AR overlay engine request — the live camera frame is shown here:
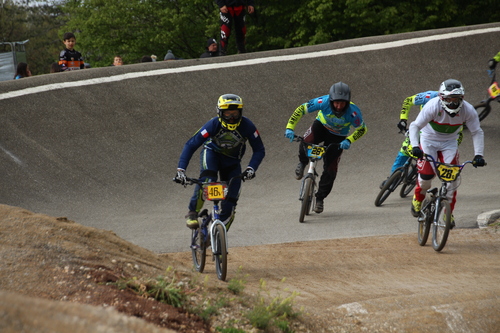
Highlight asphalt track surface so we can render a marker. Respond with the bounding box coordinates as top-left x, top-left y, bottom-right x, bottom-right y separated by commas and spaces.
1, 23, 499, 254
